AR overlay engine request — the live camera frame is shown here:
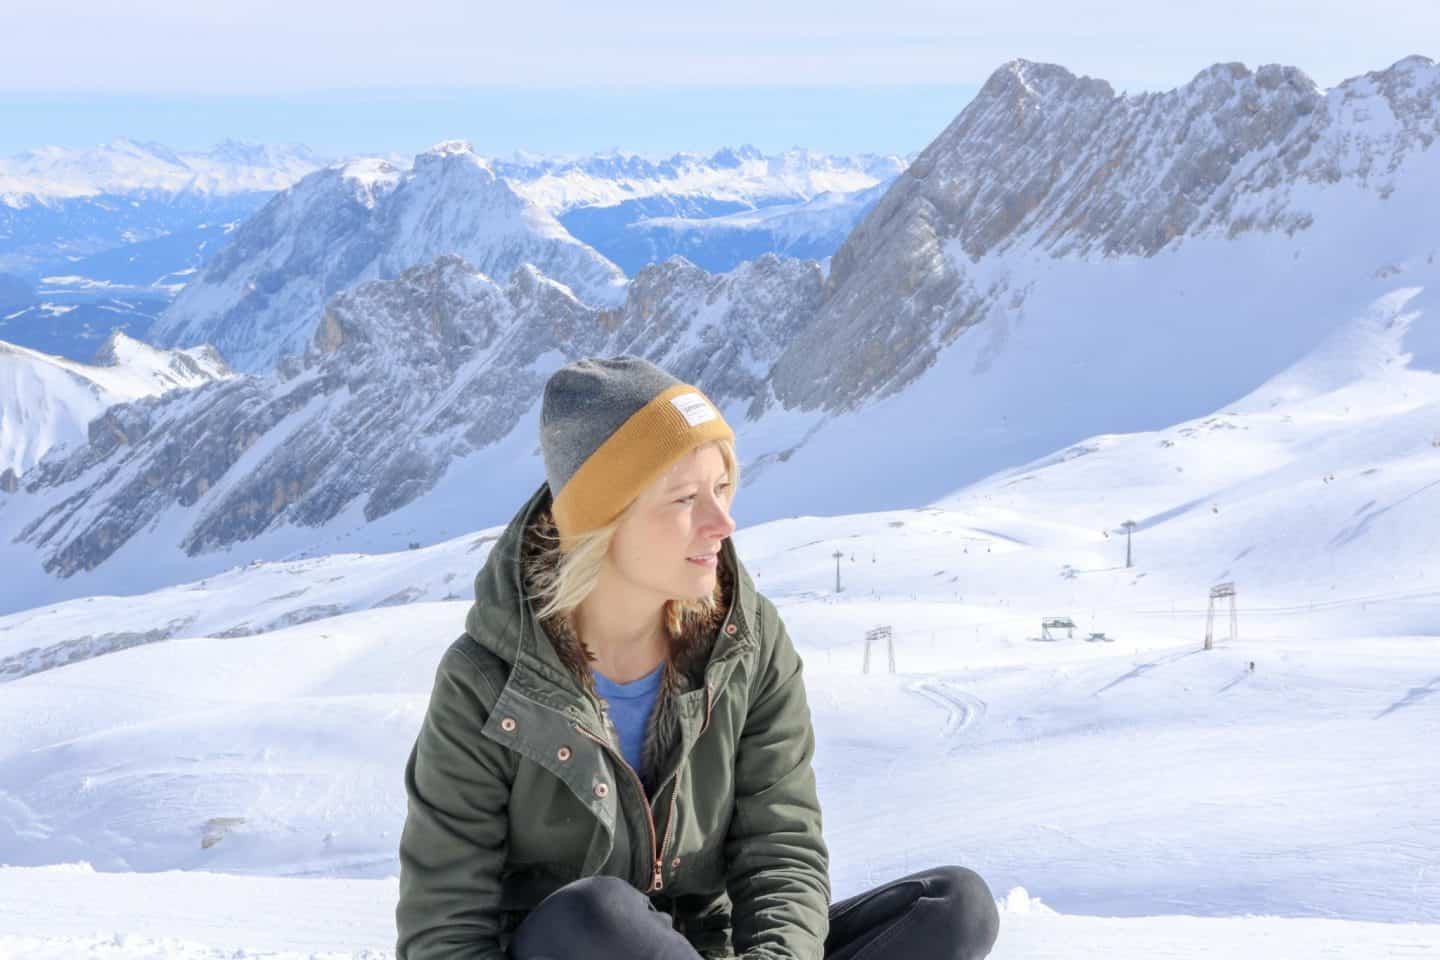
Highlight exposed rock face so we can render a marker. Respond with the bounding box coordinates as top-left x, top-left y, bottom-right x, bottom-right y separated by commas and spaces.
604, 254, 825, 418
0, 617, 196, 681
9, 251, 821, 576
770, 56, 1440, 411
